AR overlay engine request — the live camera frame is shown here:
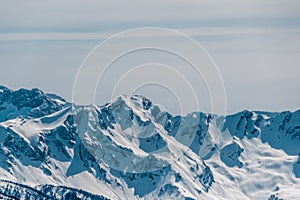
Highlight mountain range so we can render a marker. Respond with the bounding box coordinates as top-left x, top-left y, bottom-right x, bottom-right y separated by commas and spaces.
0, 86, 299, 199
